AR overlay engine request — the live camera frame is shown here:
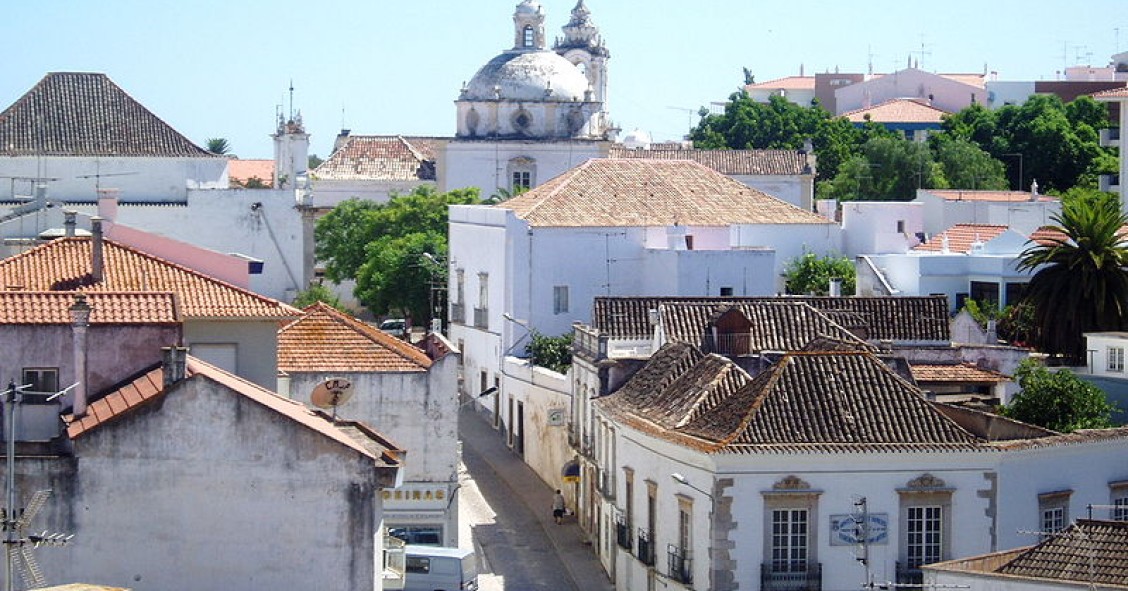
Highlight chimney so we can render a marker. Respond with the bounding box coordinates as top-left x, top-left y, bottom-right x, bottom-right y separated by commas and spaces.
829, 277, 843, 297
64, 210, 76, 237
70, 294, 92, 417
96, 189, 119, 221
162, 346, 189, 387
91, 216, 104, 283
